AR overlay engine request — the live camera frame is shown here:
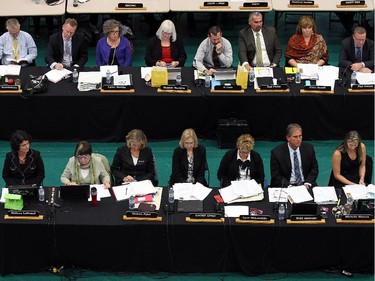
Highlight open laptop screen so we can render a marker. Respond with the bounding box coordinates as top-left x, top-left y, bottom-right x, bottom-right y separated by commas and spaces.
59, 185, 90, 200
